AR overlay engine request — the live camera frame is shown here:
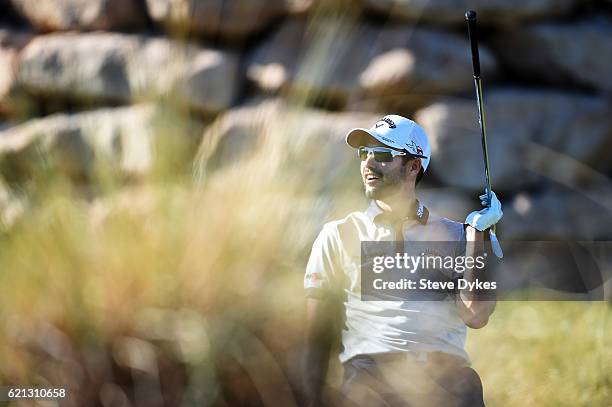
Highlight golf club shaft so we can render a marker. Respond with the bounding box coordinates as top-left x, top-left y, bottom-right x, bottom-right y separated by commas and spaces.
465, 10, 496, 235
